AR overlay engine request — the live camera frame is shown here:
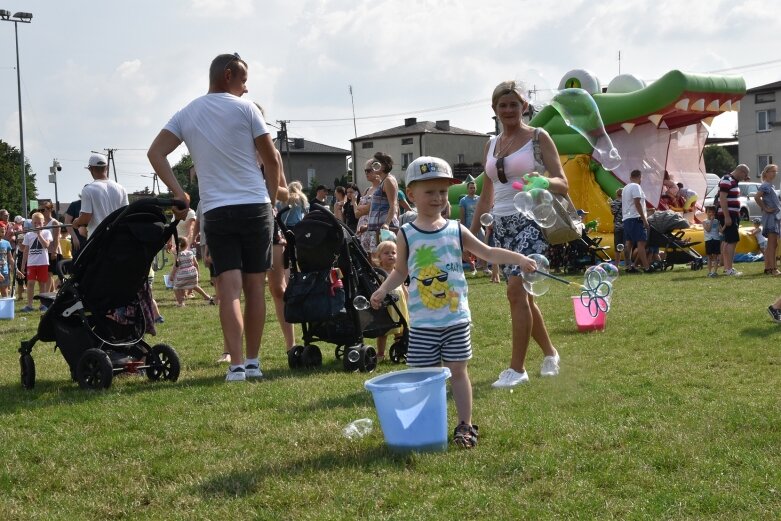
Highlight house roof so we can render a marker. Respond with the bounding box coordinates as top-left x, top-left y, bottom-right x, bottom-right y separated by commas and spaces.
746, 80, 781, 94
273, 138, 350, 155
352, 120, 489, 141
